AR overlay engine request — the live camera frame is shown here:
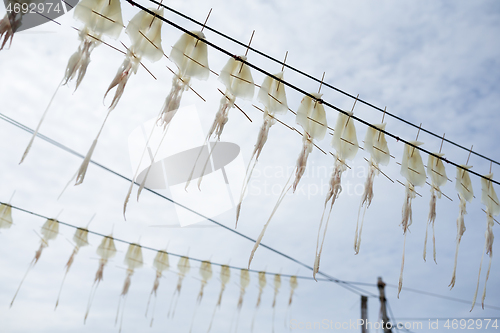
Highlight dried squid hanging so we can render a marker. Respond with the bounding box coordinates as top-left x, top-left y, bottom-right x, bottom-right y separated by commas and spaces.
271, 273, 281, 333
115, 243, 143, 333
74, 7, 164, 186
19, 0, 124, 164
185, 51, 255, 191
449, 162, 474, 289
248, 90, 327, 268
189, 260, 213, 333
167, 256, 191, 318
423, 150, 447, 263
471, 172, 499, 310
207, 265, 231, 332
146, 249, 170, 327
84, 234, 117, 323
251, 271, 267, 332
314, 104, 358, 280
354, 121, 390, 254
284, 275, 298, 328
0, 203, 13, 230
124, 27, 210, 215
10, 218, 59, 307
236, 66, 288, 226
55, 226, 90, 309
398, 140, 426, 297
231, 268, 250, 333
